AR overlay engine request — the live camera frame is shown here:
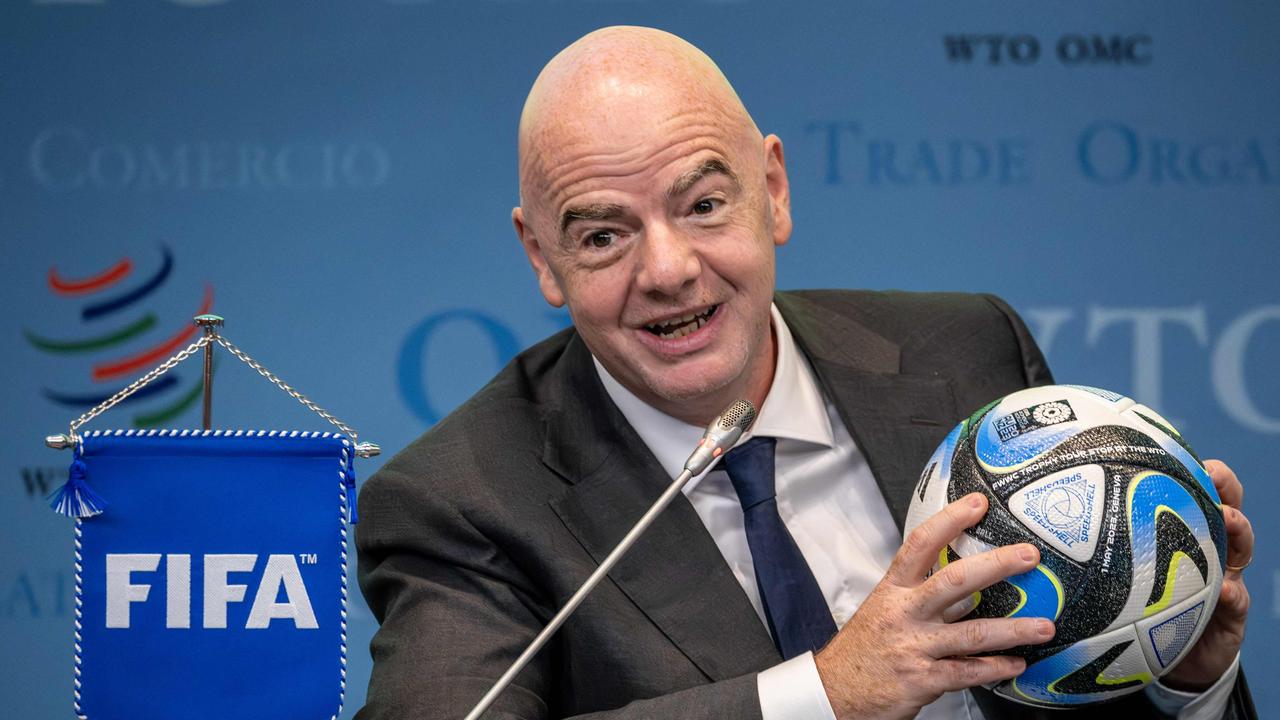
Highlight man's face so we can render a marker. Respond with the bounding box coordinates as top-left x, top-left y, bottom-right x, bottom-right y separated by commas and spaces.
515, 88, 792, 421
